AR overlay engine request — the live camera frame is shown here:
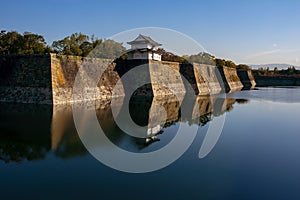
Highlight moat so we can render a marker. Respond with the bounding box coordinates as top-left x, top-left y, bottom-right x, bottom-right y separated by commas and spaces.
1, 87, 300, 199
